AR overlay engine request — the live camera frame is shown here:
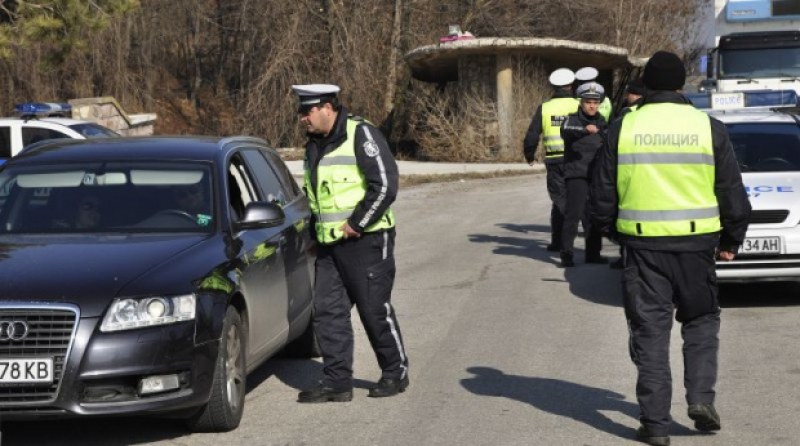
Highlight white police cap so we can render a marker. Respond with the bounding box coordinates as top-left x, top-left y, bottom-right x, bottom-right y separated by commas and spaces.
576, 82, 605, 100
575, 67, 599, 82
548, 68, 575, 87
291, 84, 341, 106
